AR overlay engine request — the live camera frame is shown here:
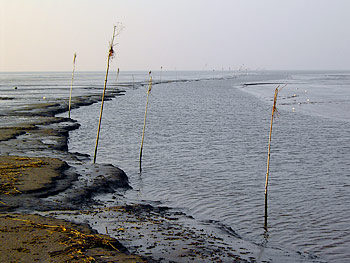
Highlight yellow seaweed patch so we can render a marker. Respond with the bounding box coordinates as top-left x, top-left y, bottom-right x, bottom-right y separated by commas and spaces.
8, 217, 120, 262
0, 157, 48, 195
